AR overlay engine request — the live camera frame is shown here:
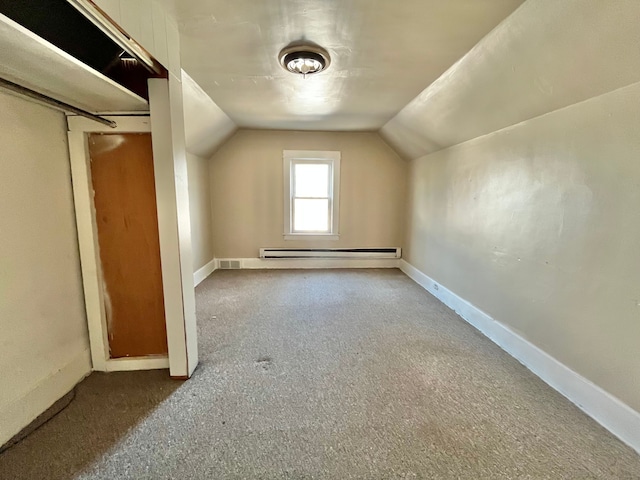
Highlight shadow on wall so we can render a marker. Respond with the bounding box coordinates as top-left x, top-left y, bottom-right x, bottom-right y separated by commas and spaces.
0, 371, 182, 480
